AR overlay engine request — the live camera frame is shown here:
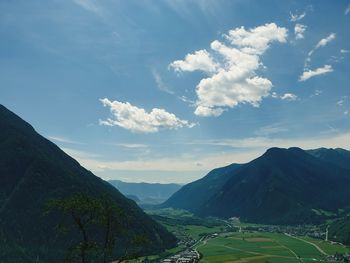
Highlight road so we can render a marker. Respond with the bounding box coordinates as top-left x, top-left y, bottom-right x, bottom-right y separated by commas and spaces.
284, 233, 328, 255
